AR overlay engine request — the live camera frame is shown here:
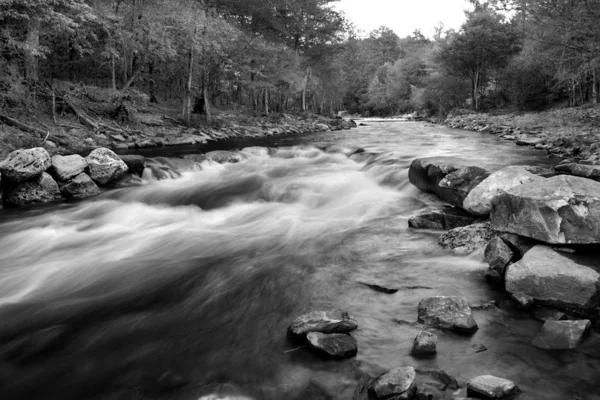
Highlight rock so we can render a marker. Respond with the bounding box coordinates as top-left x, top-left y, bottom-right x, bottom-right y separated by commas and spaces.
205, 150, 245, 164
490, 175, 600, 244
417, 296, 478, 333
408, 157, 465, 194
408, 206, 477, 230
60, 173, 100, 199
0, 147, 51, 182
497, 233, 537, 259
241, 146, 272, 157
533, 308, 565, 322
532, 320, 591, 350
438, 166, 491, 207
306, 332, 358, 359
369, 367, 417, 400
4, 172, 62, 206
438, 221, 495, 255
86, 148, 129, 184
417, 369, 460, 391
51, 154, 88, 181
516, 136, 543, 146
119, 154, 146, 176
505, 245, 600, 310
287, 310, 358, 338
359, 281, 399, 294
484, 237, 514, 277
411, 331, 437, 356
467, 375, 520, 399
463, 166, 543, 217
